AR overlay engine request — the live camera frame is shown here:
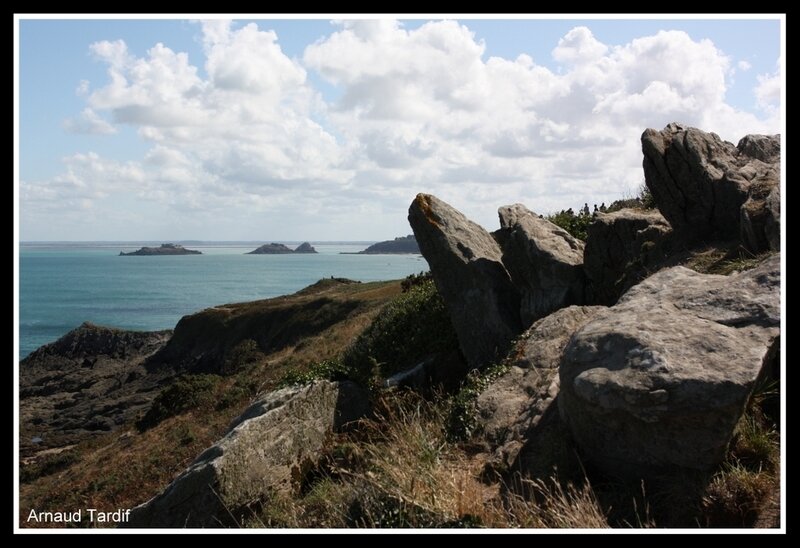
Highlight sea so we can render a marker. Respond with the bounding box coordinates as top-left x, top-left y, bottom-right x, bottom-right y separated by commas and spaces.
18, 242, 429, 359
